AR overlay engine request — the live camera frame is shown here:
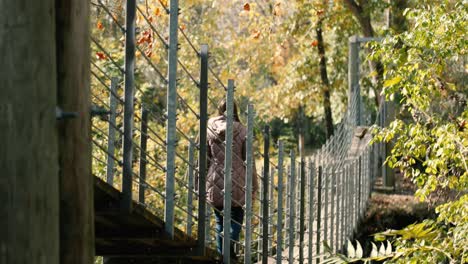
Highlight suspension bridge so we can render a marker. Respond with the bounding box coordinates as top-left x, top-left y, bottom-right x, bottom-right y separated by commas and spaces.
1, 1, 394, 264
